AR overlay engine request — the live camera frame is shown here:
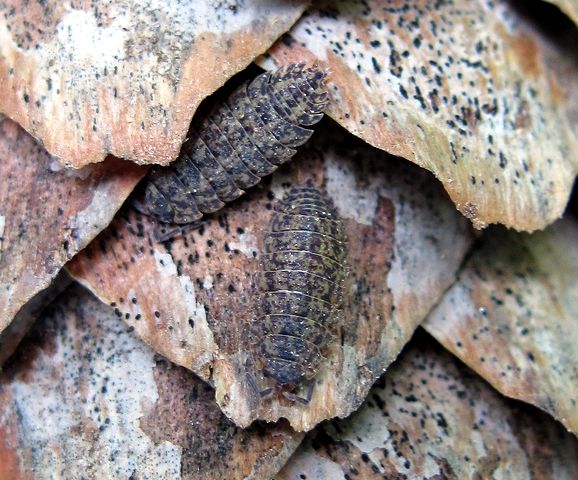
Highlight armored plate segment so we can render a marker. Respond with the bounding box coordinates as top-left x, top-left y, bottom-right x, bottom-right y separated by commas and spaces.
254, 186, 347, 395
143, 65, 329, 224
